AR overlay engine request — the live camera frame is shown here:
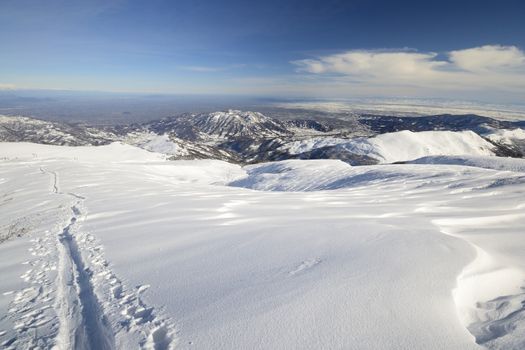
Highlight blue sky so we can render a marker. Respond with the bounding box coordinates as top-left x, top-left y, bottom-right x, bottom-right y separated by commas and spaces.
1, 0, 524, 101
